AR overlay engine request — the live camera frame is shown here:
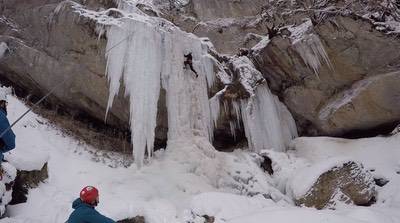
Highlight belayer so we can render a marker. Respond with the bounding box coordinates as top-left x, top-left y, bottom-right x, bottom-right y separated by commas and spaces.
0, 88, 16, 164
184, 52, 198, 78
67, 186, 115, 223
